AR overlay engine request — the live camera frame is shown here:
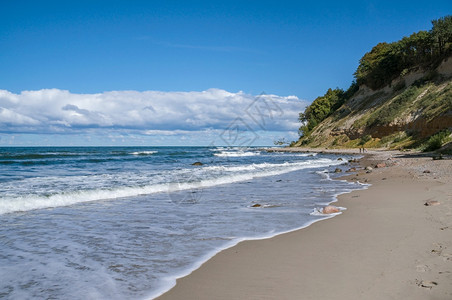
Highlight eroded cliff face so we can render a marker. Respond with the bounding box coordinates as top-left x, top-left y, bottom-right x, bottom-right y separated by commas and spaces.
369, 115, 452, 139
295, 57, 452, 148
